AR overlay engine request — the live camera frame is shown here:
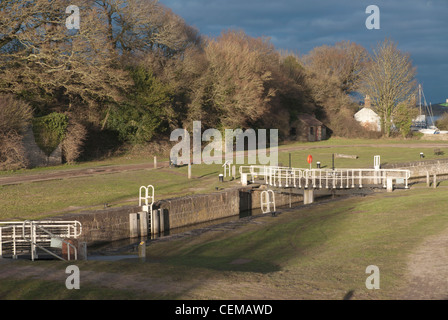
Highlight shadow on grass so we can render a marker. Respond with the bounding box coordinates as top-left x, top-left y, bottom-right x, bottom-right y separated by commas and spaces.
164, 256, 281, 274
